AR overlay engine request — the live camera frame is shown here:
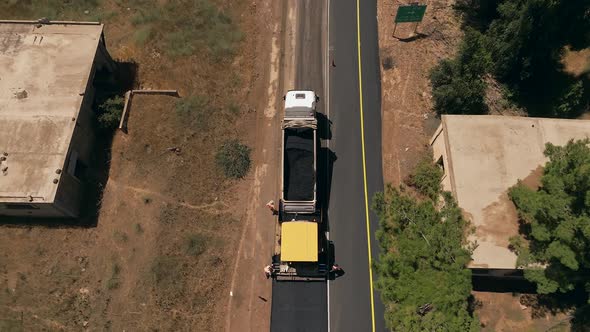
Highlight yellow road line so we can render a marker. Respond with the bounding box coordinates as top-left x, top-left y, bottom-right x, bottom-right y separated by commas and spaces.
355, 0, 376, 331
